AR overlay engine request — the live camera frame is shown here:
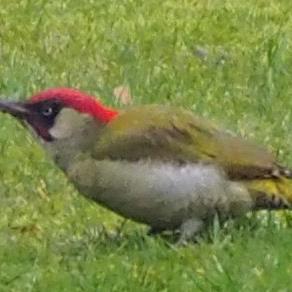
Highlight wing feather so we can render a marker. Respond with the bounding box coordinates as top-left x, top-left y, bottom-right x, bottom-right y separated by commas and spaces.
94, 105, 278, 180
